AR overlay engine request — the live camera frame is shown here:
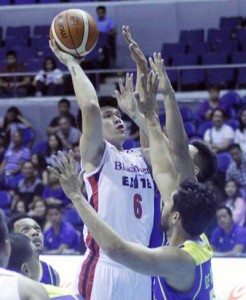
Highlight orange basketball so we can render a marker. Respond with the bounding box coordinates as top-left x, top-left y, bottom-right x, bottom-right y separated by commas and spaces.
50, 9, 98, 58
